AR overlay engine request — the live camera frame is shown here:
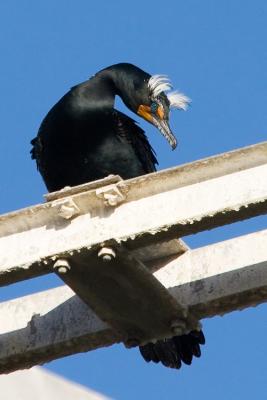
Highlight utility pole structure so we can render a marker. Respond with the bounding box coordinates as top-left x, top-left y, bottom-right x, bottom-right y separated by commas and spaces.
1, 141, 267, 374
